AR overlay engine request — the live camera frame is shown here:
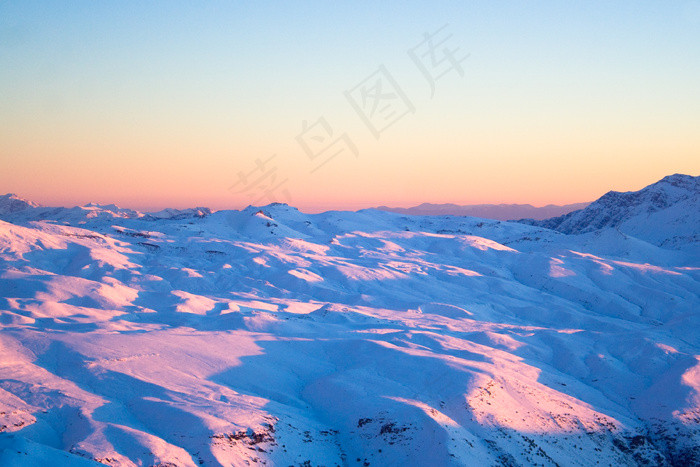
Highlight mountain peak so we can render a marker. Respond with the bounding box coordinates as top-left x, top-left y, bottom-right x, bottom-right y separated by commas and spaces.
523, 174, 700, 249
594, 173, 699, 211
658, 173, 700, 190
0, 193, 40, 215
